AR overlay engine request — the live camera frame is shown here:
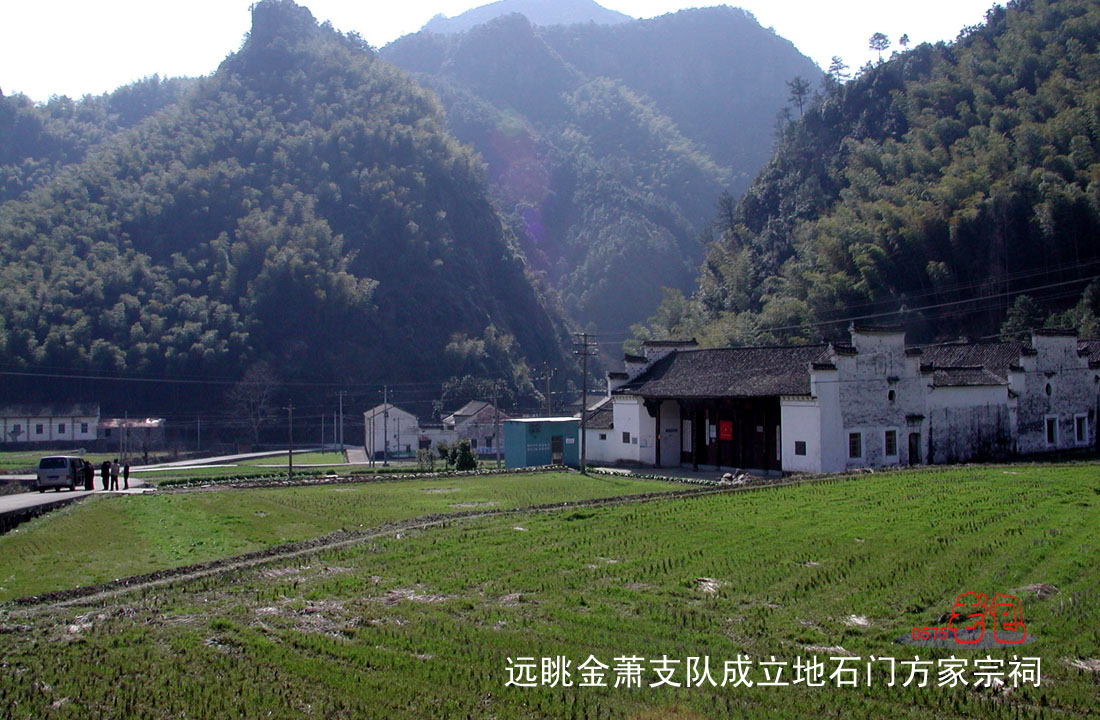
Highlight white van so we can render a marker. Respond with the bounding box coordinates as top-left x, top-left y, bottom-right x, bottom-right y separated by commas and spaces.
36, 456, 85, 492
